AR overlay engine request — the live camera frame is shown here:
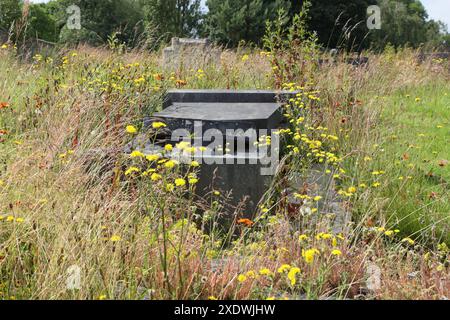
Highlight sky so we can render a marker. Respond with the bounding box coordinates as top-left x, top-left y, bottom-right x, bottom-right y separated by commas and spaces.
29, 0, 450, 29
